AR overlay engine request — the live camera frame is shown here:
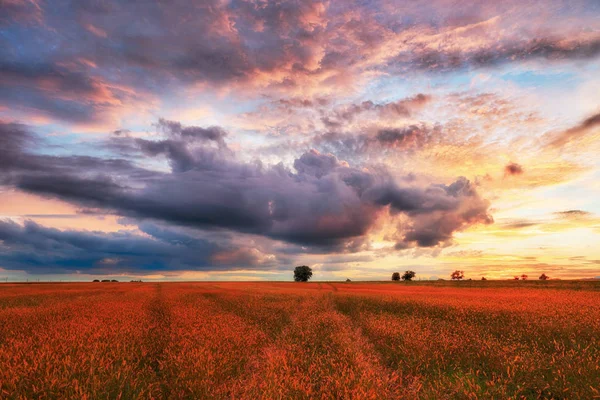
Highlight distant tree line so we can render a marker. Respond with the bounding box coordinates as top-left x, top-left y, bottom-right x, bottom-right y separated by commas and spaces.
388, 270, 552, 282
290, 266, 552, 282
